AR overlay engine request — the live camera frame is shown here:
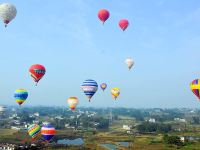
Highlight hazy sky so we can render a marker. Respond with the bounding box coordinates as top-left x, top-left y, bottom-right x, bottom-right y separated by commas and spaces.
0, 0, 200, 108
